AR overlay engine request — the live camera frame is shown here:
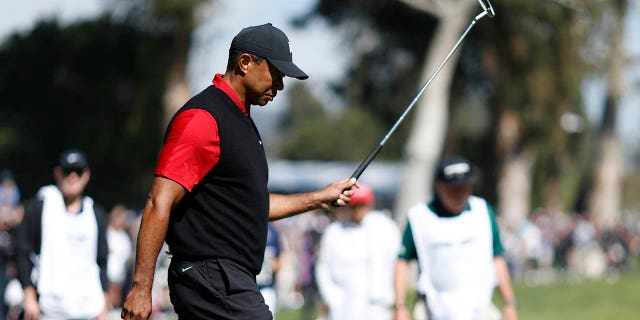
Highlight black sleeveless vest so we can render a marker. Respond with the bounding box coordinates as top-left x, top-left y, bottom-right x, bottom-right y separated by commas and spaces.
165, 86, 269, 275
